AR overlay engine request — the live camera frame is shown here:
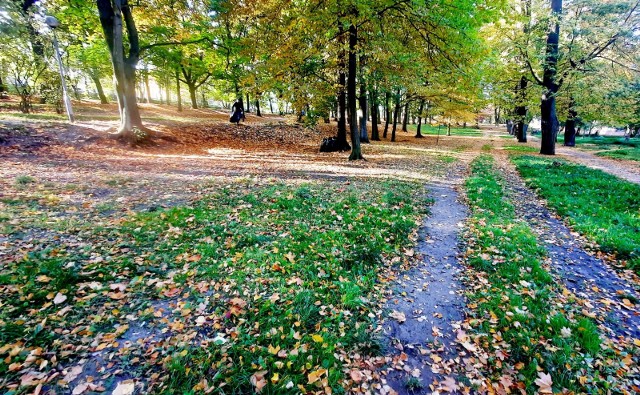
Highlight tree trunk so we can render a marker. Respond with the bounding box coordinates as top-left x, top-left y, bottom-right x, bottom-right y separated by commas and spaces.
383, 91, 390, 139
347, 22, 362, 160
165, 77, 171, 105
188, 84, 198, 109
246, 93, 250, 112
391, 89, 400, 142
336, 22, 349, 150
507, 120, 514, 135
402, 102, 409, 132
269, 98, 274, 113
515, 75, 528, 143
176, 70, 183, 112
358, 57, 369, 144
144, 71, 151, 103
415, 99, 425, 138
255, 99, 261, 116
564, 96, 577, 147
201, 90, 208, 108
370, 89, 380, 141
540, 0, 562, 155
97, 0, 144, 142
91, 75, 108, 104
0, 73, 6, 96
